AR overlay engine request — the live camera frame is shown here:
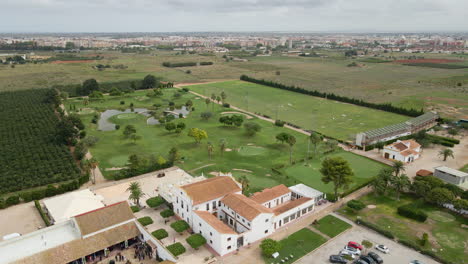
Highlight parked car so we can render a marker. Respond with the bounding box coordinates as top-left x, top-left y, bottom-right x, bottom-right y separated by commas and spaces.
409, 261, 424, 264
368, 252, 383, 264
353, 260, 368, 264
344, 245, 361, 255
375, 244, 389, 254
330, 255, 347, 263
340, 250, 356, 259
359, 255, 376, 264
348, 241, 364, 250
